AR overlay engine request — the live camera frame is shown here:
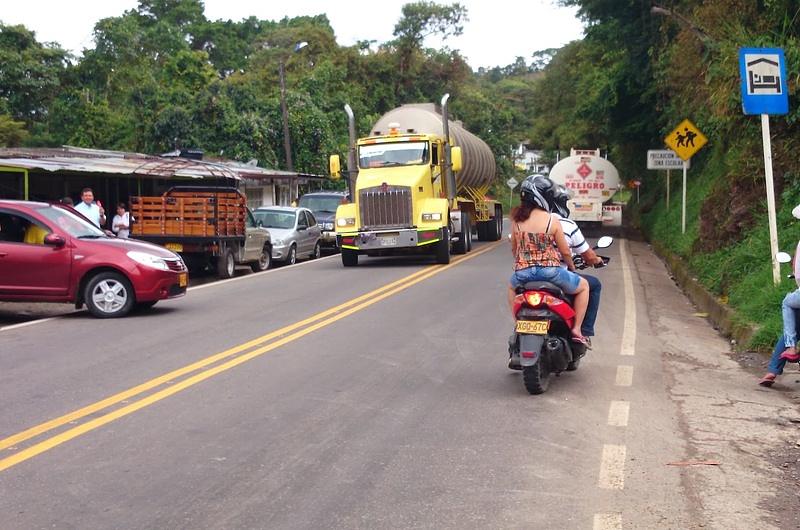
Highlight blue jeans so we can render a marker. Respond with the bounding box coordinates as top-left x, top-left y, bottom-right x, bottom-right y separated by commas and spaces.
510, 265, 581, 293
783, 290, 800, 347
769, 309, 800, 375
581, 273, 601, 337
